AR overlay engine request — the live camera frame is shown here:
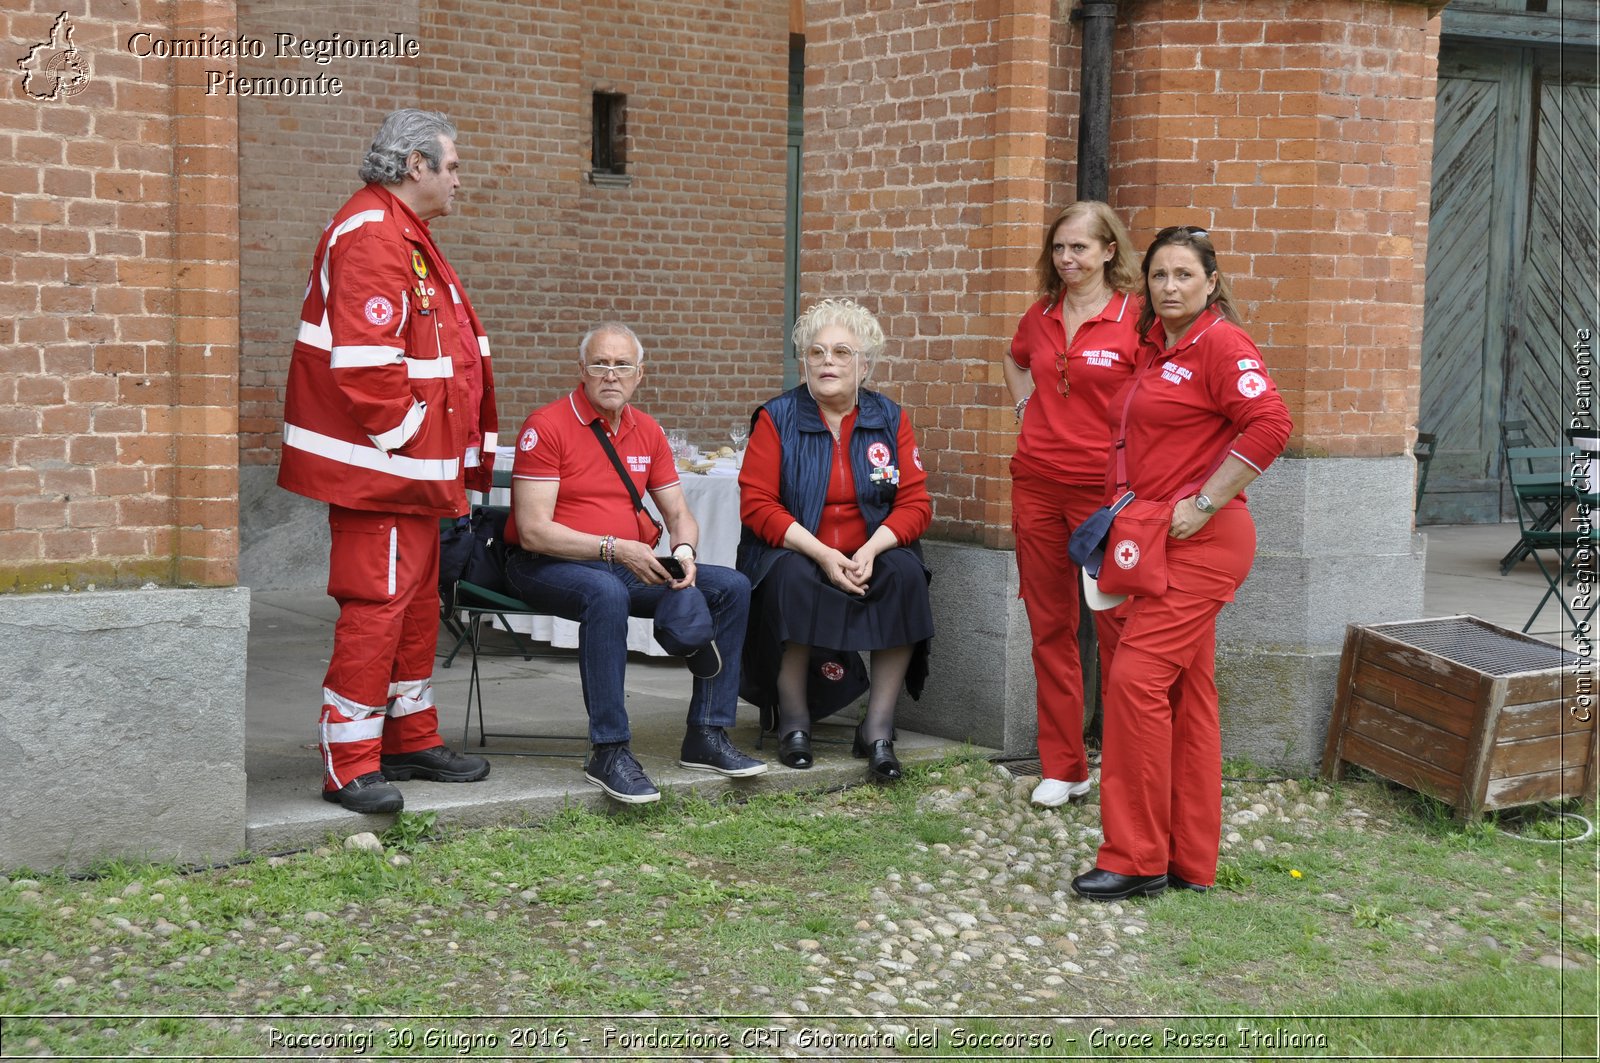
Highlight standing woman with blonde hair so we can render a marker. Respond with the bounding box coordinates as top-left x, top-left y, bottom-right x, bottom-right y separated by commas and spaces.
737, 299, 934, 781
1003, 201, 1142, 808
